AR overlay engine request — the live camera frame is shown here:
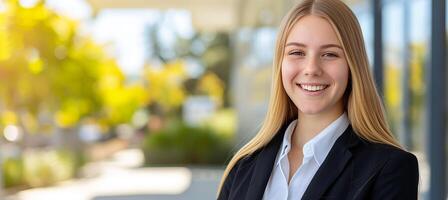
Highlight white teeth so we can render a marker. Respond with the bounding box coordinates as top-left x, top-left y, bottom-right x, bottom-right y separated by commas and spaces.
300, 84, 327, 92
